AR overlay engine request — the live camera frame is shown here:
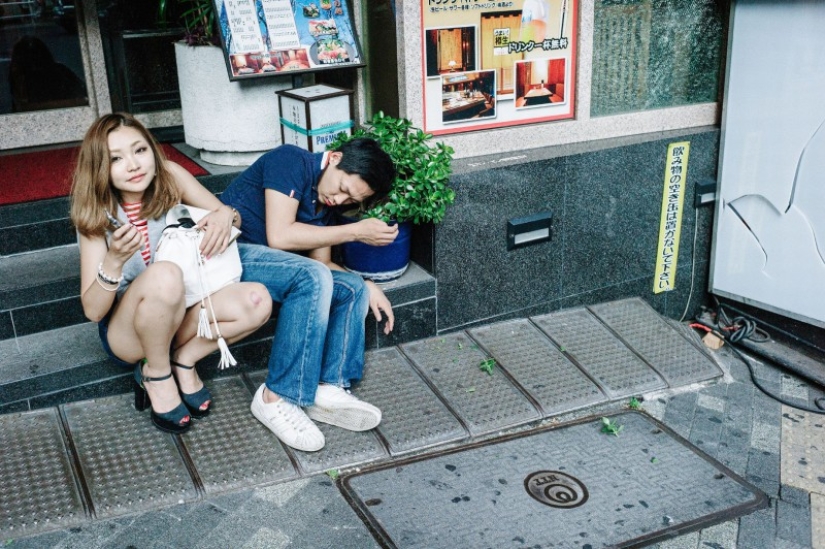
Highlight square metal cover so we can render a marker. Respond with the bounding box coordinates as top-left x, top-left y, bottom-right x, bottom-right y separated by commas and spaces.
341, 412, 767, 549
